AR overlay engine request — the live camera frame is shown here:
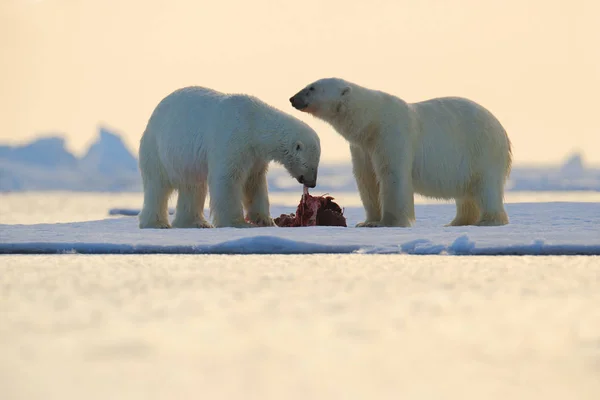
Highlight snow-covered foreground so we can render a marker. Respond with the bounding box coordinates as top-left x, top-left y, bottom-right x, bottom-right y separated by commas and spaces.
1, 255, 599, 400
1, 202, 599, 255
